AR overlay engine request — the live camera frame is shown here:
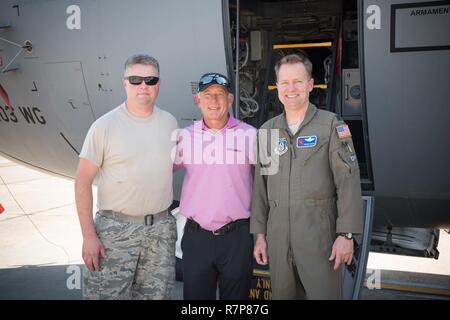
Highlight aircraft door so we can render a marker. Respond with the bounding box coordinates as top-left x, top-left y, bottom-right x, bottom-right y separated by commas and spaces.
361, 0, 450, 227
